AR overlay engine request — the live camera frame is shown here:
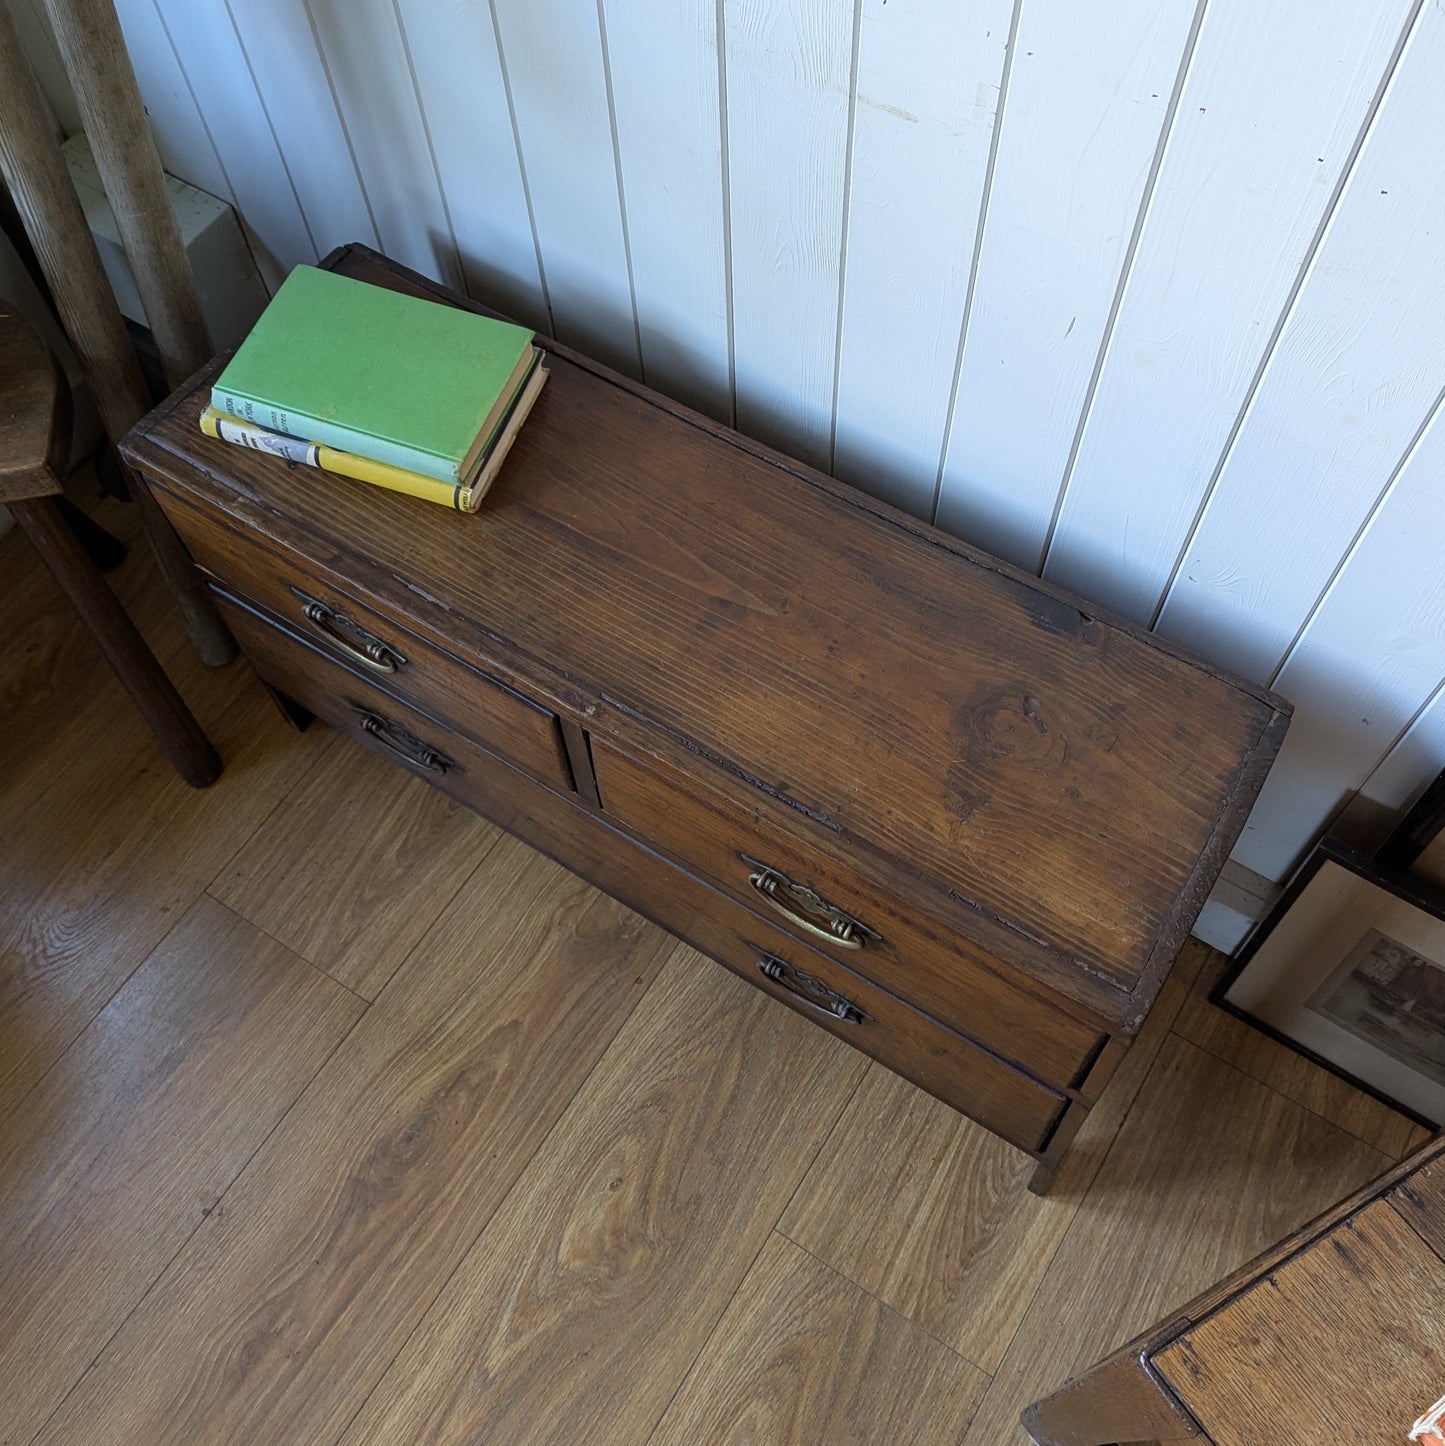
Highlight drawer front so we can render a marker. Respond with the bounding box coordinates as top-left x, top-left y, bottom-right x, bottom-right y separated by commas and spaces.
662, 871, 1069, 1154
593, 736, 1105, 1090
218, 592, 1066, 1155
150, 479, 572, 793
215, 589, 569, 815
